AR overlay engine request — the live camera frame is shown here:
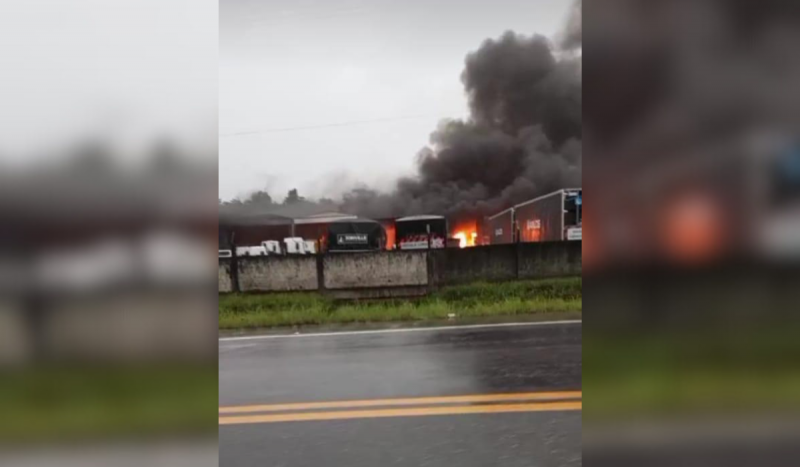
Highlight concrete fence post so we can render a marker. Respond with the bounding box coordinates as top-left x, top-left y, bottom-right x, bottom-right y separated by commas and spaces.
316, 253, 325, 291
230, 254, 240, 294
425, 250, 435, 290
